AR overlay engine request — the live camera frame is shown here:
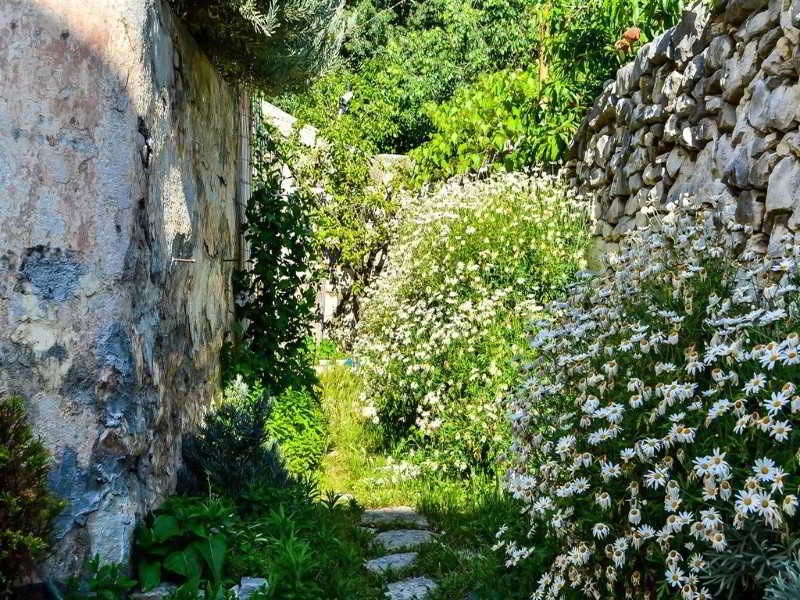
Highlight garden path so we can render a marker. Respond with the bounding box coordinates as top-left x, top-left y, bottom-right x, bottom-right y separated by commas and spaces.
360, 506, 439, 600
